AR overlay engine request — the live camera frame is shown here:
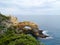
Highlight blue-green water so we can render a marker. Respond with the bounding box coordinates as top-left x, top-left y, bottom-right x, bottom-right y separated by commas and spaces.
16, 15, 60, 45
40, 28, 60, 45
